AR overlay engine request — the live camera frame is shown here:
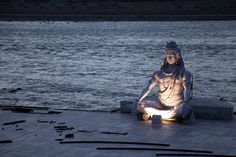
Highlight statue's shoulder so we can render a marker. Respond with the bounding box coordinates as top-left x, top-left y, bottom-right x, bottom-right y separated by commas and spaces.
151, 70, 161, 80
183, 70, 192, 80
184, 70, 192, 77
153, 70, 161, 77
